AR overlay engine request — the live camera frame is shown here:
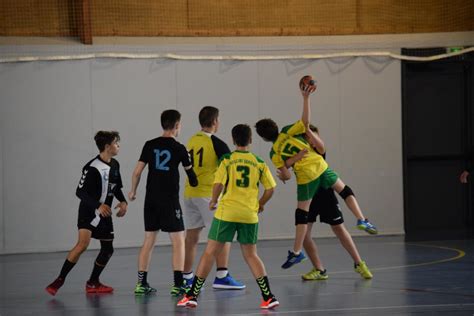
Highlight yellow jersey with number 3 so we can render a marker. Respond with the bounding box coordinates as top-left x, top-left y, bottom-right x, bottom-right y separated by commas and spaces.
270, 120, 328, 185
213, 151, 276, 224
